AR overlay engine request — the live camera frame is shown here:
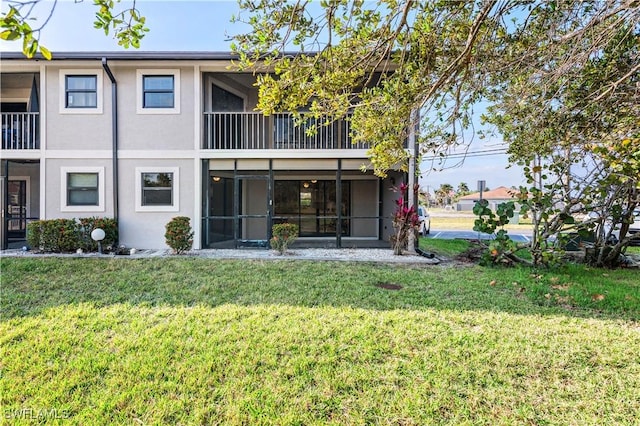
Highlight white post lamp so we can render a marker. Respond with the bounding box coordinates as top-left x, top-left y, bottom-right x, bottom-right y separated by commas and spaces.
91, 228, 106, 254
